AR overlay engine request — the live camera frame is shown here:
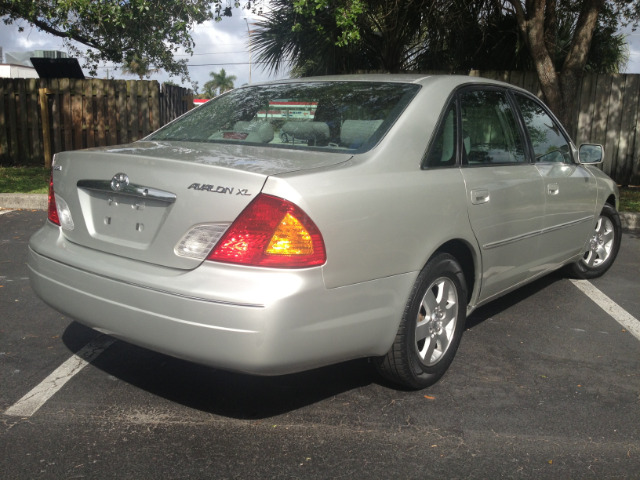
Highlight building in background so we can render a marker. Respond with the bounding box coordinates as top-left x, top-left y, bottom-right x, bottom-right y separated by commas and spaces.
0, 49, 68, 78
